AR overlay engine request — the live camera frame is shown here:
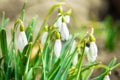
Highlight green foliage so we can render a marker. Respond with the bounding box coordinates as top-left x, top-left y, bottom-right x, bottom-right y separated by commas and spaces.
104, 16, 117, 51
